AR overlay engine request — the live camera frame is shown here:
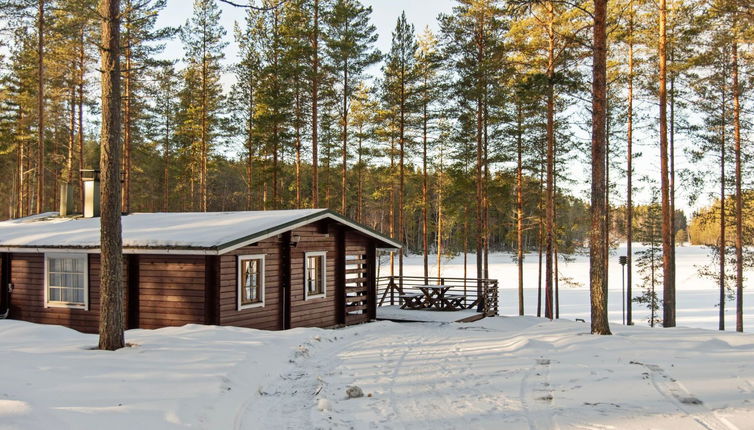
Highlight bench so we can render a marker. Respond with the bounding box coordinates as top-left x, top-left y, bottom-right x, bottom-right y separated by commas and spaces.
441, 294, 467, 311
399, 293, 425, 310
